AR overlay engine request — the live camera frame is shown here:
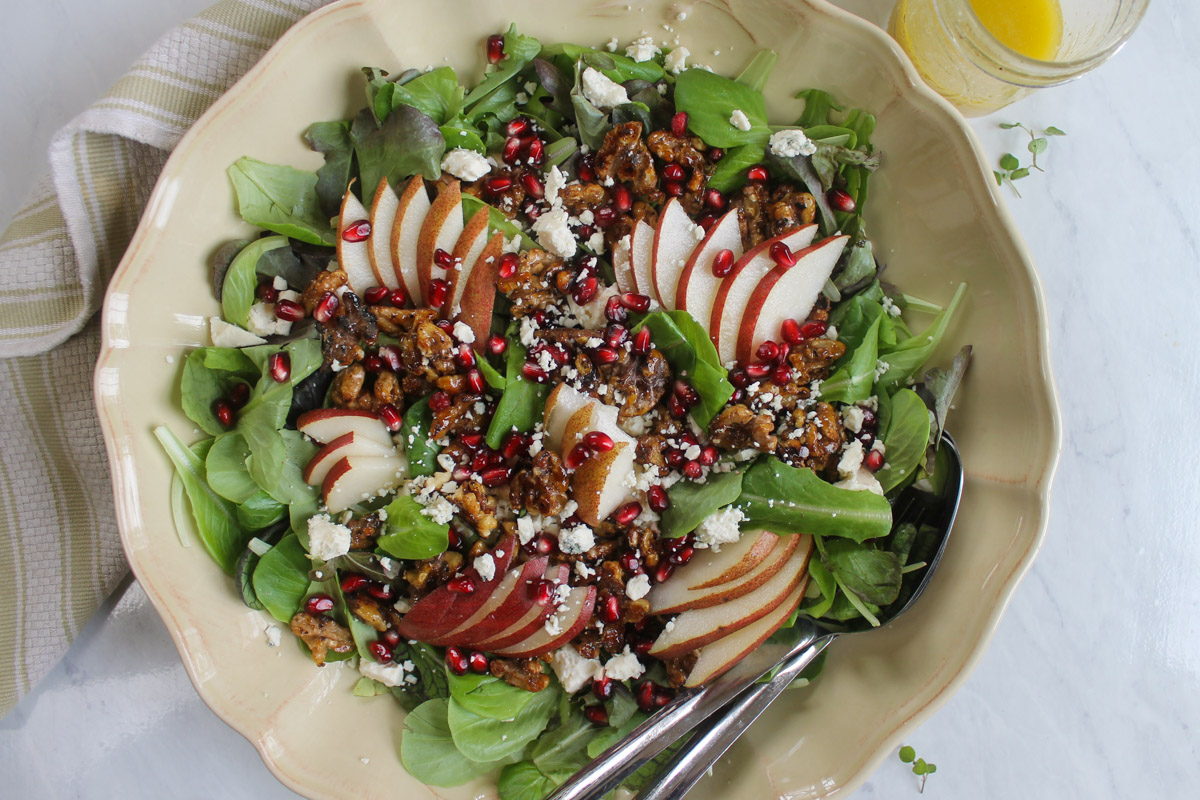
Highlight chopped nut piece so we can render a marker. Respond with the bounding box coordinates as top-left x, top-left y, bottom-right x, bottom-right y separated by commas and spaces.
779, 401, 844, 474
289, 612, 354, 666
490, 657, 551, 692
510, 450, 570, 517
596, 122, 658, 194
709, 404, 778, 452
